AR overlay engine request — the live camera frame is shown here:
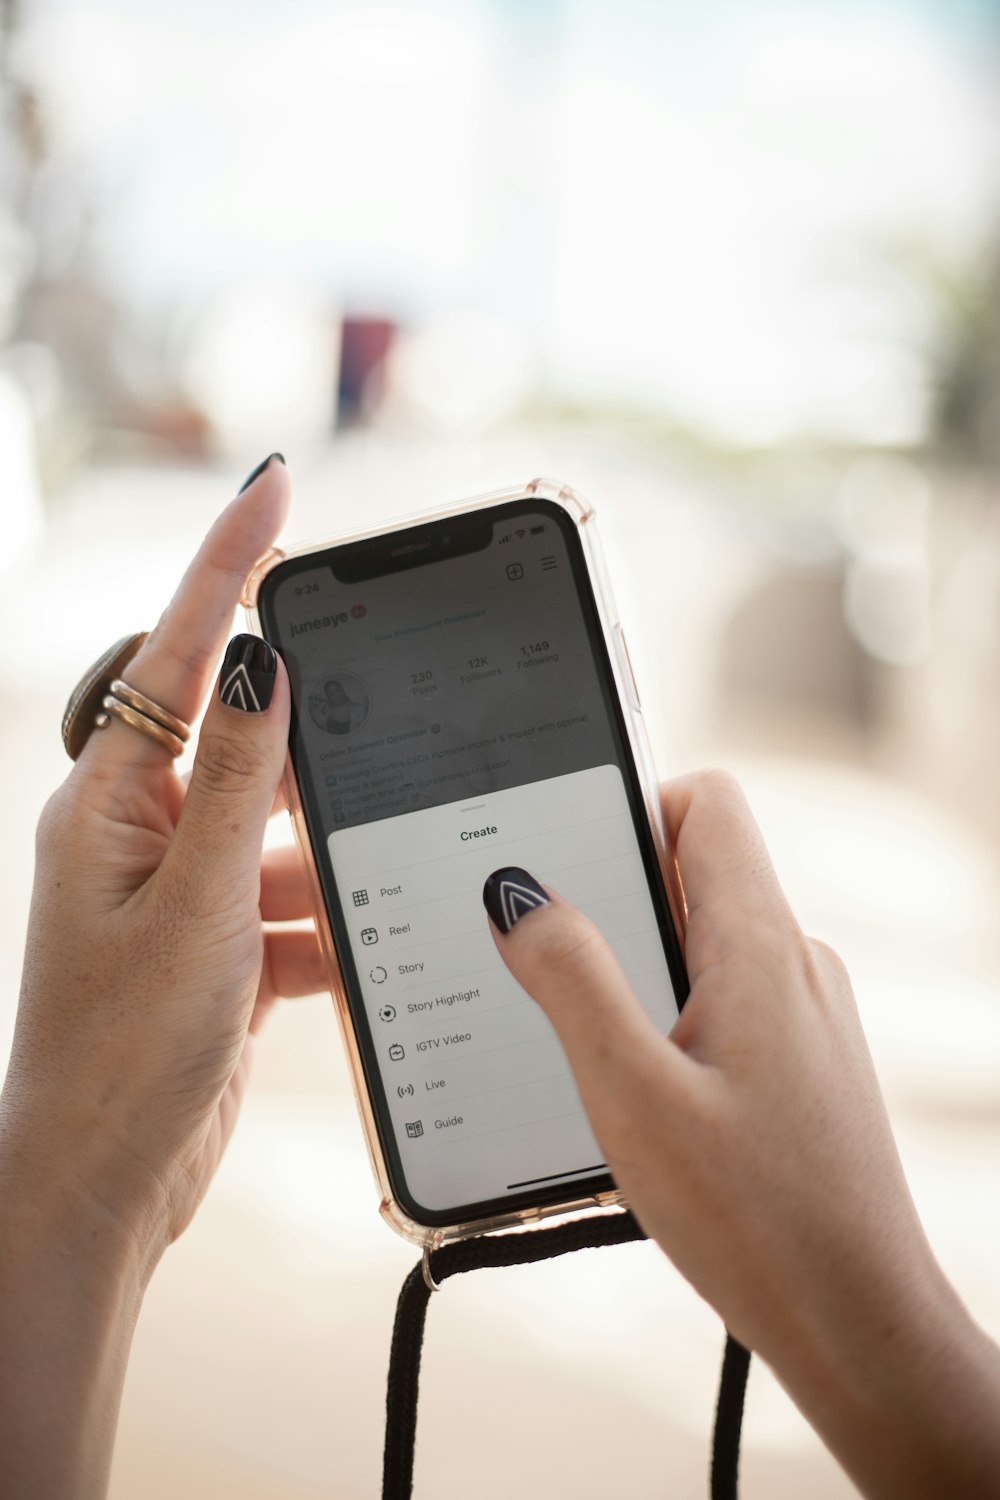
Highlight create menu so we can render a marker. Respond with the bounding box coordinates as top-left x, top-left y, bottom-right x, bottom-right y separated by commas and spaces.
328, 764, 679, 1213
